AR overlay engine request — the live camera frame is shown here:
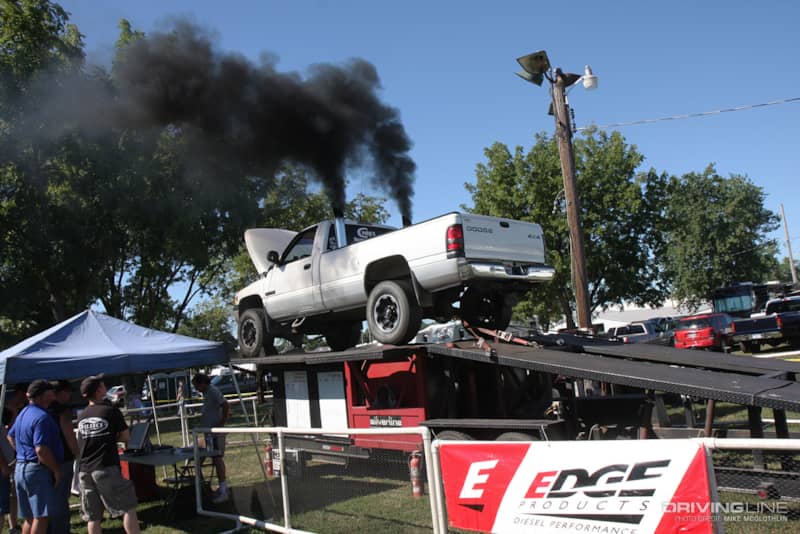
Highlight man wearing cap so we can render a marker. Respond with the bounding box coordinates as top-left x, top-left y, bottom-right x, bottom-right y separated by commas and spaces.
47, 381, 78, 534
76, 375, 140, 534
7, 380, 64, 534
